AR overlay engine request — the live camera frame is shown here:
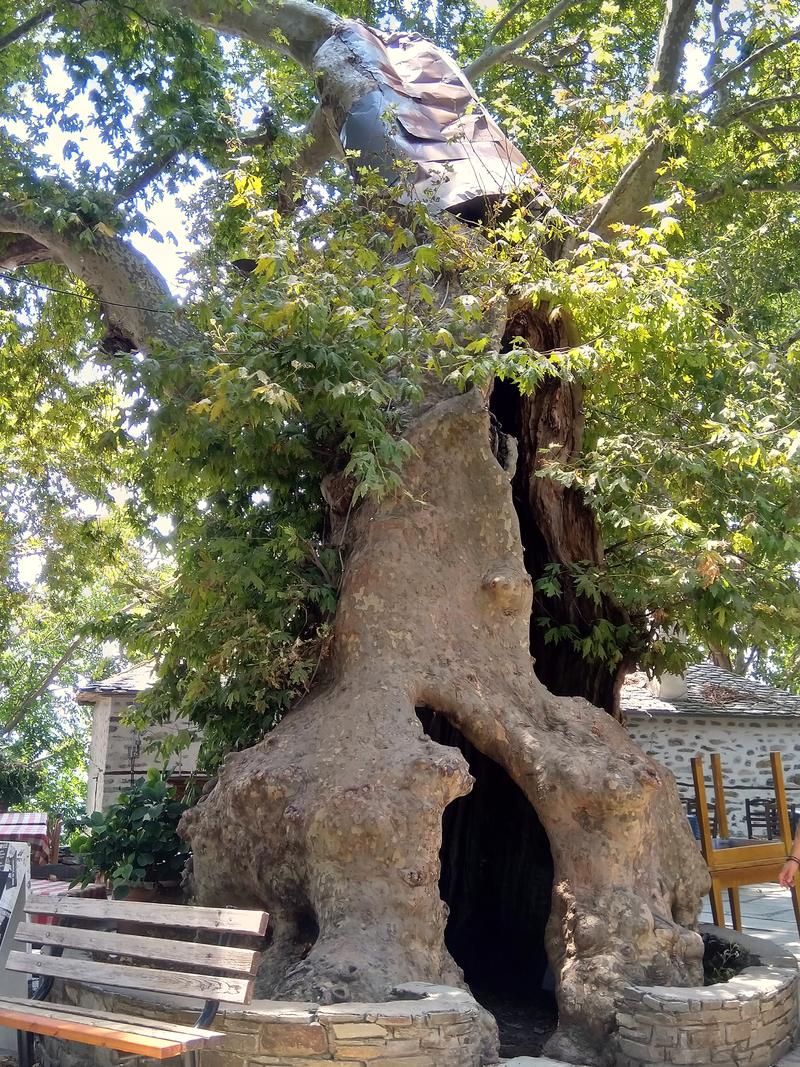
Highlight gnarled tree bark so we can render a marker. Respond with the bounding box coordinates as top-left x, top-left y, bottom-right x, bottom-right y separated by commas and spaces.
183, 390, 708, 1065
